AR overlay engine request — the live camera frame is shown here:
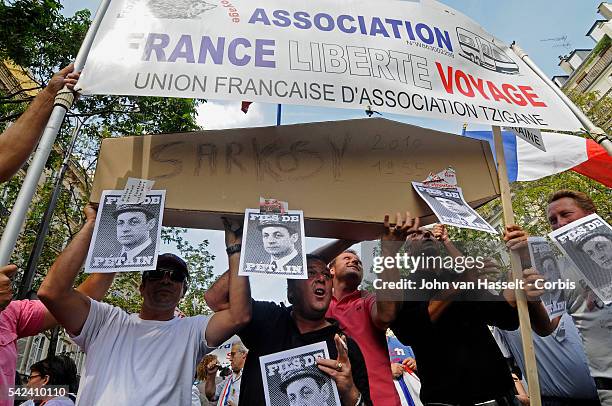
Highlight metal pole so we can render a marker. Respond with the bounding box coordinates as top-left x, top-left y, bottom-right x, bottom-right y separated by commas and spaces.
0, 0, 112, 266
492, 126, 542, 406
46, 326, 60, 357
276, 104, 282, 126
17, 119, 84, 299
511, 42, 612, 156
